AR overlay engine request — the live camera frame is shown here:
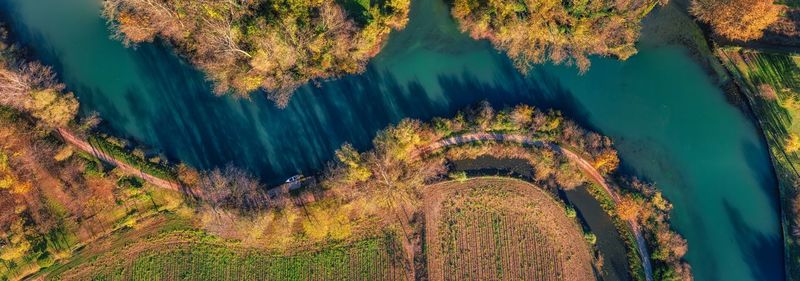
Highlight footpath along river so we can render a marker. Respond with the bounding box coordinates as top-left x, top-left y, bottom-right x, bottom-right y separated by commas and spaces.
0, 0, 784, 280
